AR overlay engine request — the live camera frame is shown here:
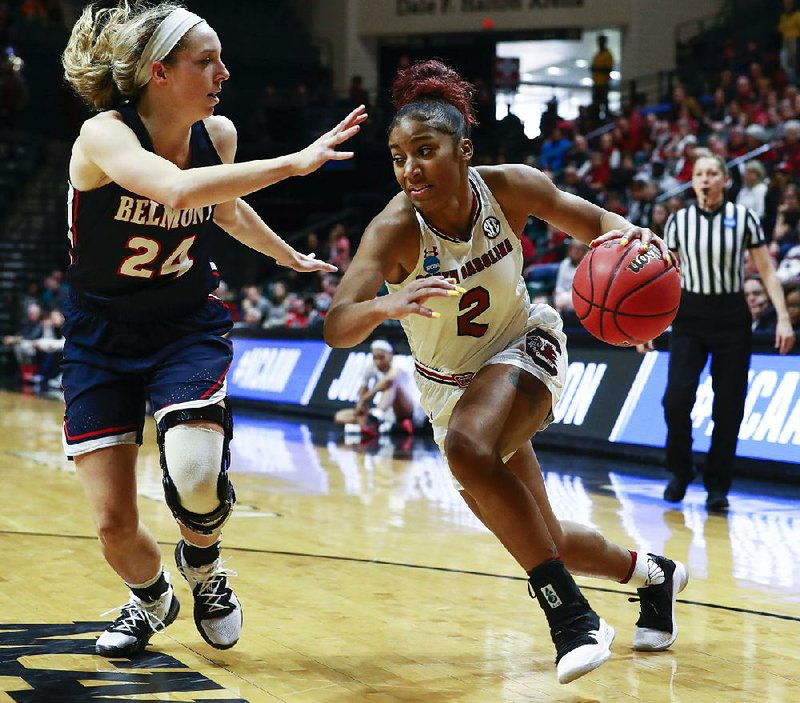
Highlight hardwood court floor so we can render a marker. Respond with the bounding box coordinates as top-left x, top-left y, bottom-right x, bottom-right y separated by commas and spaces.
0, 389, 799, 702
